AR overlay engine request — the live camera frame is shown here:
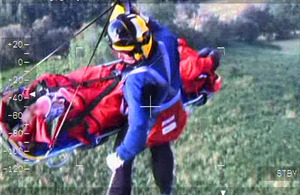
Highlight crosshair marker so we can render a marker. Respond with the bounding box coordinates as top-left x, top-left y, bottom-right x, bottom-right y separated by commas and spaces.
140, 95, 161, 118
